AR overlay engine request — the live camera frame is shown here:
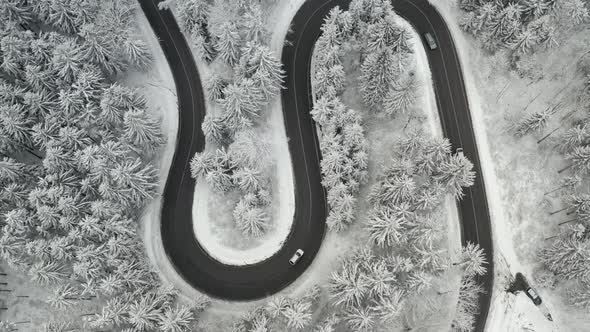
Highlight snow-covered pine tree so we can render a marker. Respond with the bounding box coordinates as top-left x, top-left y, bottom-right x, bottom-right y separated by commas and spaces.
126, 295, 165, 331
310, 96, 336, 125
265, 296, 290, 319
233, 200, 269, 237
216, 22, 242, 66
315, 64, 345, 98
510, 25, 539, 55
205, 74, 228, 102
454, 242, 487, 276
220, 80, 262, 130
52, 39, 85, 84
434, 153, 476, 199
569, 194, 590, 216
228, 129, 271, 168
368, 166, 414, 205
282, 300, 313, 329
202, 113, 233, 146
204, 167, 234, 193
109, 159, 157, 208
315, 23, 342, 68
0, 157, 29, 183
567, 279, 590, 310
100, 83, 144, 127
158, 305, 196, 332
241, 2, 267, 43
28, 260, 68, 285
366, 14, 409, 54
556, 125, 590, 154
122, 110, 165, 154
46, 283, 80, 309
383, 73, 419, 116
0, 0, 34, 25
240, 43, 284, 100
371, 289, 404, 322
540, 236, 590, 280
177, 0, 209, 36
122, 36, 153, 70
364, 258, 396, 298
192, 32, 216, 63
233, 166, 264, 193
413, 137, 452, 175
343, 306, 375, 332
349, 0, 393, 26
360, 47, 397, 109
329, 261, 369, 308
366, 206, 407, 248
24, 64, 56, 92
563, 146, 590, 174
562, 0, 590, 25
